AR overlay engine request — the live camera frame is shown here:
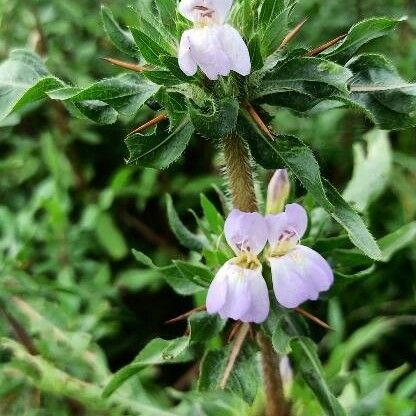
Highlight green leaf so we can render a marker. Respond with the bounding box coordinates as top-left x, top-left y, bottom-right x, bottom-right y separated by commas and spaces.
343, 129, 392, 212
131, 28, 171, 66
94, 212, 128, 260
155, 0, 178, 35
291, 337, 346, 416
173, 260, 212, 288
198, 341, 261, 404
126, 119, 194, 169
252, 57, 352, 111
323, 17, 405, 63
0, 50, 64, 121
103, 337, 193, 398
238, 110, 382, 260
101, 6, 138, 56
200, 194, 225, 235
347, 54, 416, 130
166, 194, 205, 251
132, 249, 206, 295
190, 98, 240, 141
334, 222, 416, 266
50, 74, 159, 118
188, 311, 225, 343
259, 0, 286, 28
